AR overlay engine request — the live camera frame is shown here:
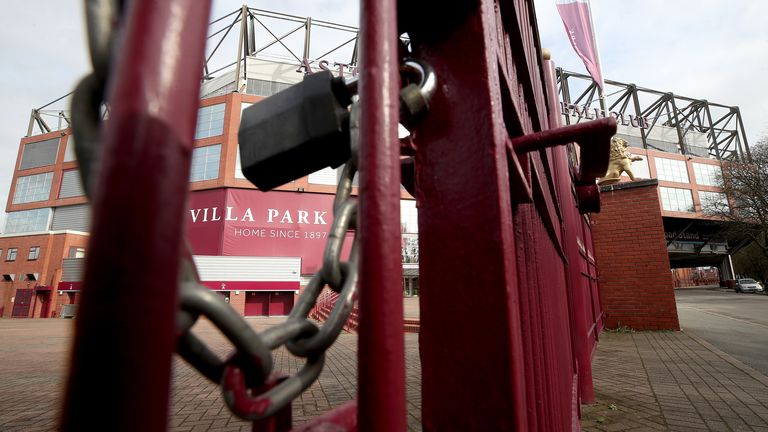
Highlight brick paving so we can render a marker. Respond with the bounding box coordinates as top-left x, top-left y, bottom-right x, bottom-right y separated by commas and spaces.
0, 317, 422, 432
583, 331, 768, 431
168, 317, 422, 431
2, 311, 768, 431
